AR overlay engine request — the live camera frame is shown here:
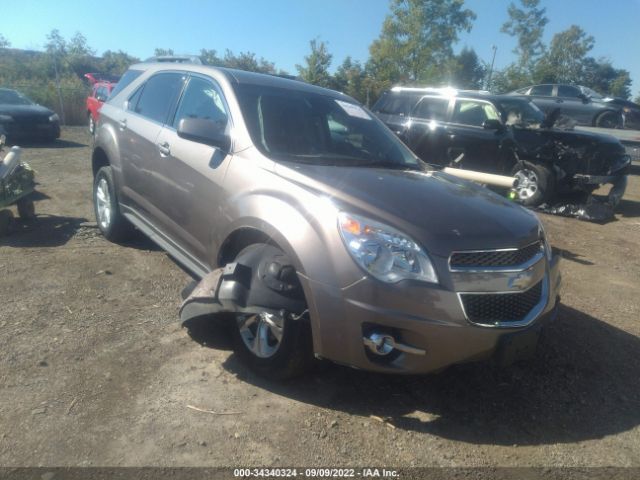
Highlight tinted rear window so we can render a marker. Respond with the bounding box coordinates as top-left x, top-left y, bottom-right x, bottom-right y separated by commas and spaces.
108, 69, 143, 100
372, 92, 420, 116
